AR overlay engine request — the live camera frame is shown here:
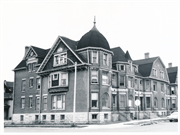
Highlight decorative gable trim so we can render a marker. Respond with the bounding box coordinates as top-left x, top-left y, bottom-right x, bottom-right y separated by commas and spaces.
37, 36, 84, 73
59, 36, 84, 64
24, 46, 38, 60
37, 36, 61, 73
